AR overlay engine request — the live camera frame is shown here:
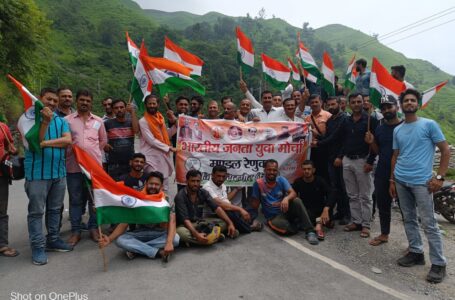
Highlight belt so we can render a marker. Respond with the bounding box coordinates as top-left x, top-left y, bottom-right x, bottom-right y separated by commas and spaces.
346, 154, 367, 160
